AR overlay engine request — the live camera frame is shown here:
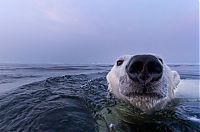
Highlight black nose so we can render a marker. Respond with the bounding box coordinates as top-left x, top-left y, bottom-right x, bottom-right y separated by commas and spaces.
126, 55, 163, 84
